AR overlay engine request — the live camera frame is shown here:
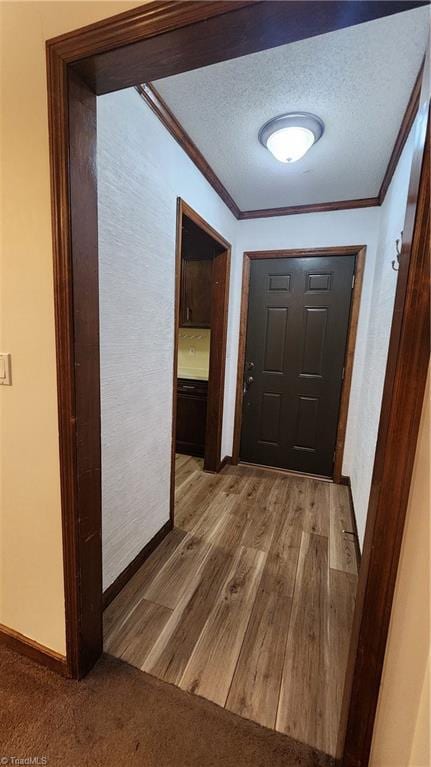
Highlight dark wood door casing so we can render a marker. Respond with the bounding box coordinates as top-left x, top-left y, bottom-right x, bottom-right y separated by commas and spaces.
232, 246, 365, 482
171, 198, 231, 501
240, 255, 355, 476
54, 67, 102, 678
